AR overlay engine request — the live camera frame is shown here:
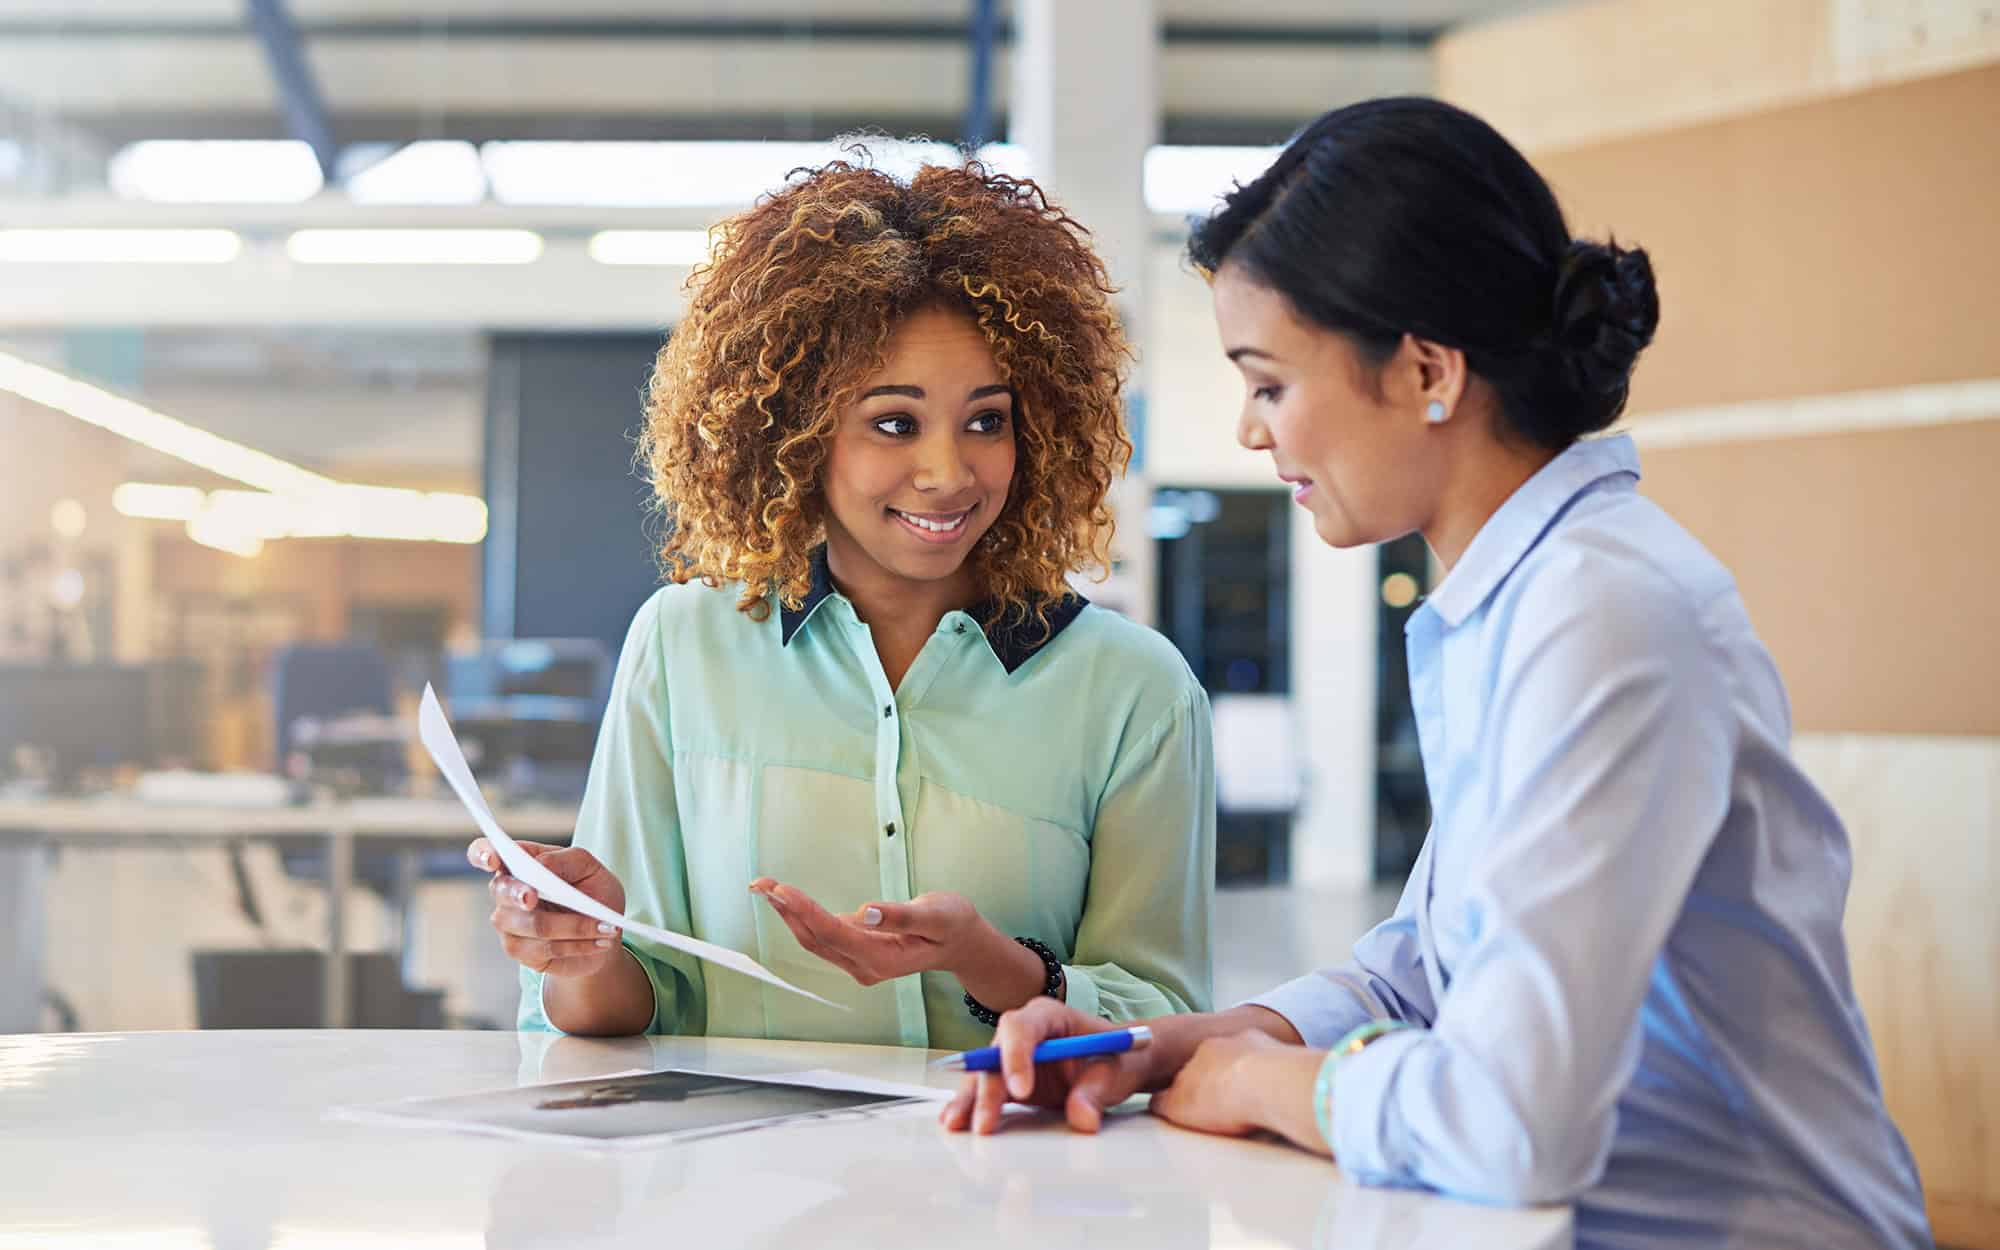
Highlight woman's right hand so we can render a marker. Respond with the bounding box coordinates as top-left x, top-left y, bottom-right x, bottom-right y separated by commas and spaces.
938, 997, 1162, 1136
467, 838, 628, 979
